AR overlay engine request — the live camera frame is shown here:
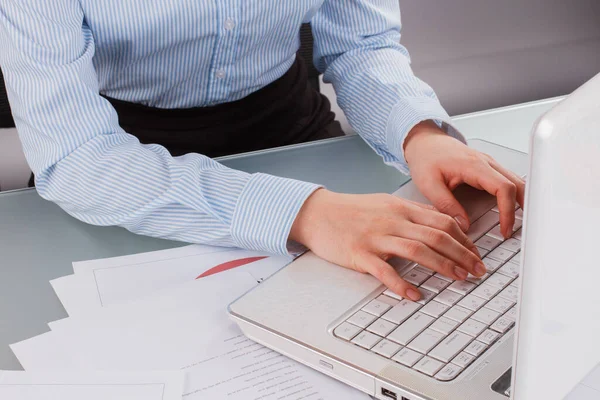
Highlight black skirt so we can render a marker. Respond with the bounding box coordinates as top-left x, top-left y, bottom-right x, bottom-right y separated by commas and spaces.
104, 56, 343, 158
29, 57, 343, 186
